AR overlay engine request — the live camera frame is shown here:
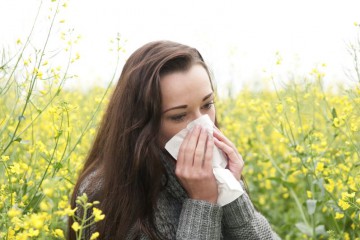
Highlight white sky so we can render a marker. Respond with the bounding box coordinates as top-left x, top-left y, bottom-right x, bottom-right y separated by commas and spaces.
1, 0, 360, 94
